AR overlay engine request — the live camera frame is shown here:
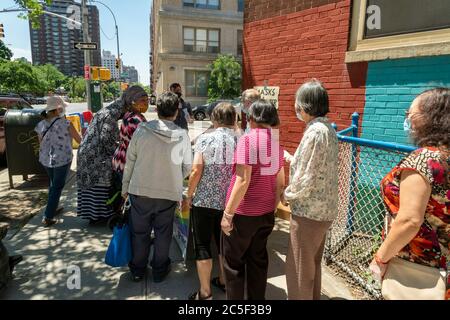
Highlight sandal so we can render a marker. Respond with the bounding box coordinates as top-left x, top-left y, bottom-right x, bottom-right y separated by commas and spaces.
188, 291, 212, 300
211, 277, 226, 293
